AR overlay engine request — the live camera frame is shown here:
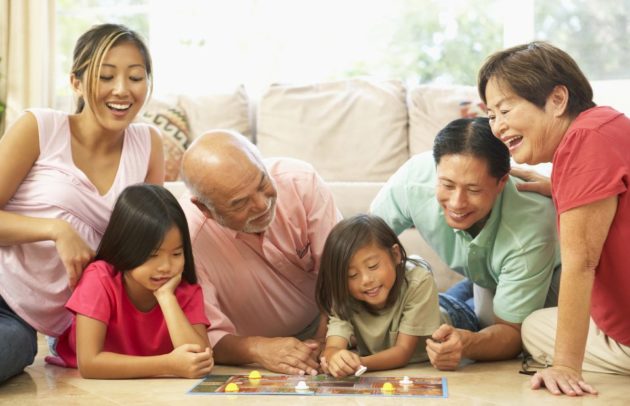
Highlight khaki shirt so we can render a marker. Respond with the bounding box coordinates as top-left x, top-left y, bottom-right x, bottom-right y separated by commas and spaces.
326, 265, 440, 363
